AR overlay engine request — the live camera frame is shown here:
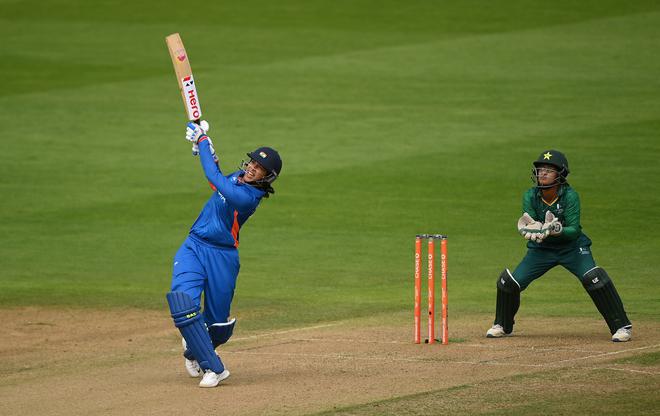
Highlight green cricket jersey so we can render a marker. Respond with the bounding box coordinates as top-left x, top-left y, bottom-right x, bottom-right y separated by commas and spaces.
522, 184, 592, 249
